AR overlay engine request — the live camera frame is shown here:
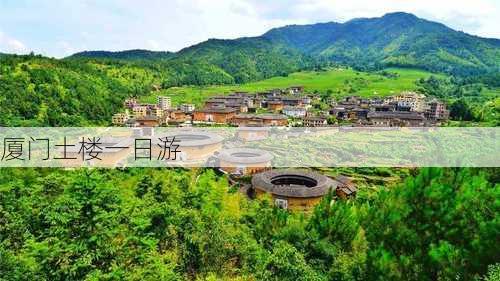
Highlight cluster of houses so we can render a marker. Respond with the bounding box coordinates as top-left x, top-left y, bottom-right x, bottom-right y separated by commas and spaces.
192, 86, 311, 126
112, 96, 196, 127
330, 91, 449, 126
112, 86, 449, 128
106, 86, 452, 212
